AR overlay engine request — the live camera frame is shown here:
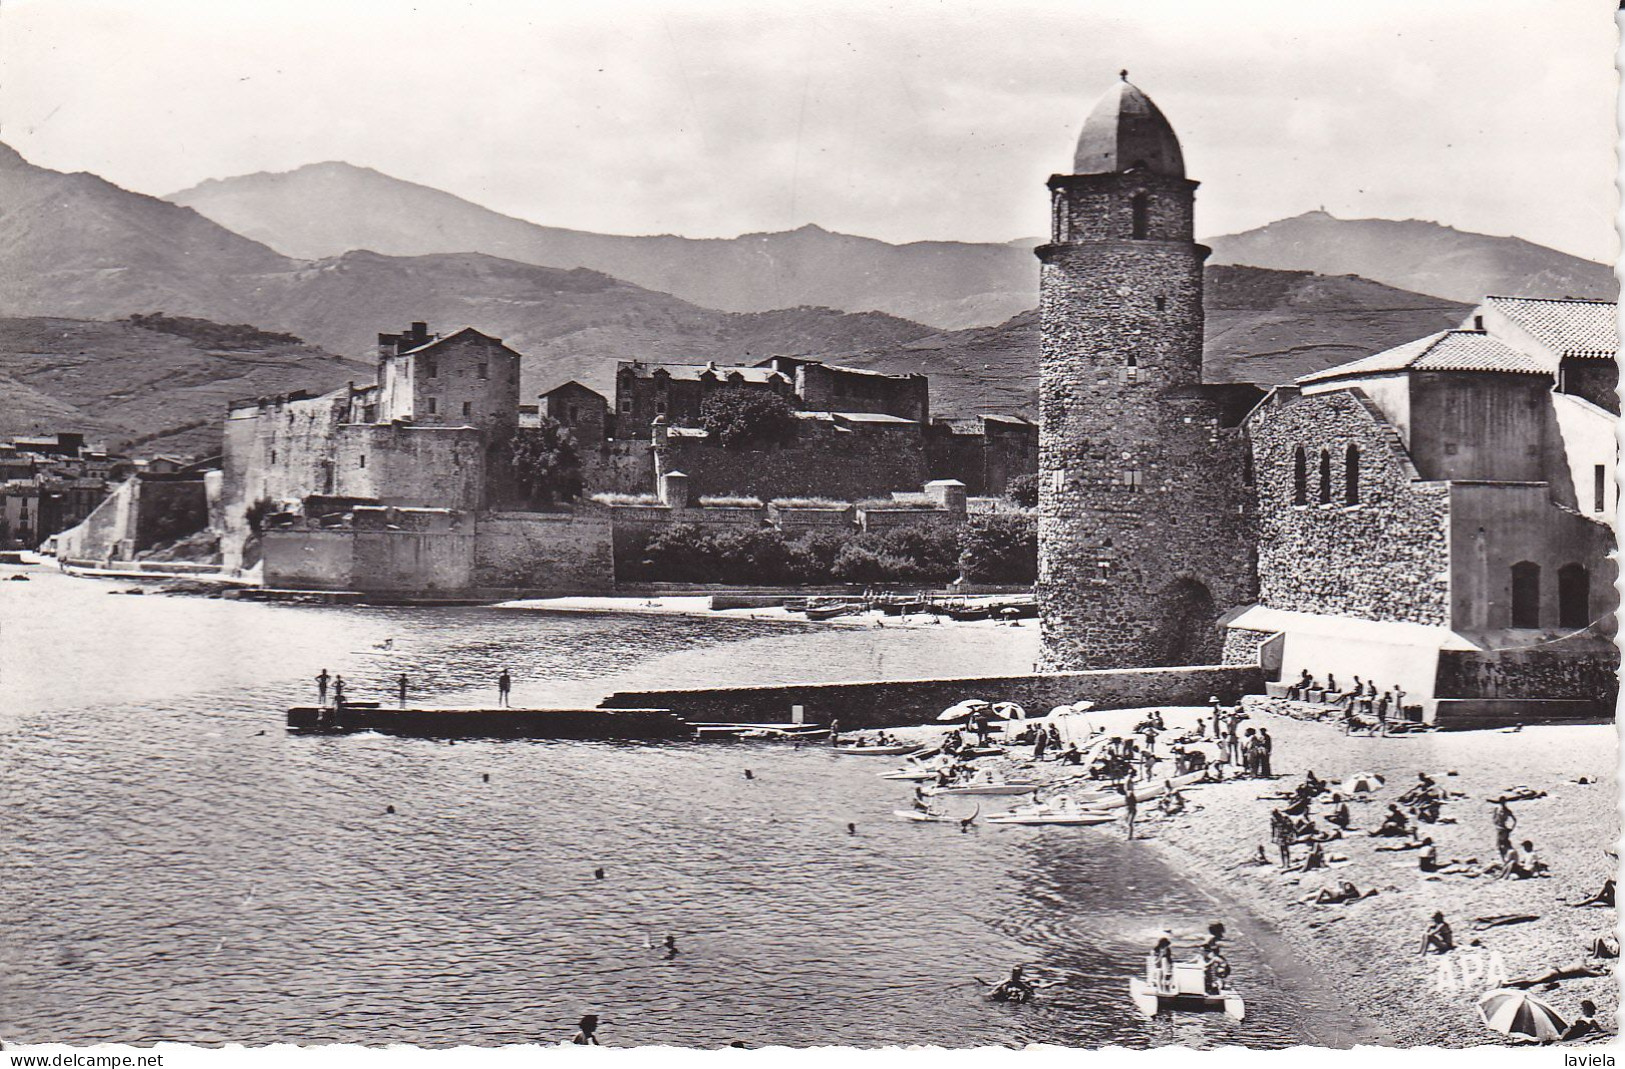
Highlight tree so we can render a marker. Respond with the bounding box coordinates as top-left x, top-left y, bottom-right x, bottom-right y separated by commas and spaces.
498, 419, 582, 507
1005, 473, 1040, 509
698, 387, 795, 449
959, 512, 1037, 584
